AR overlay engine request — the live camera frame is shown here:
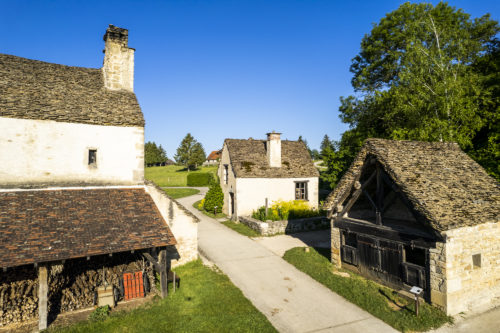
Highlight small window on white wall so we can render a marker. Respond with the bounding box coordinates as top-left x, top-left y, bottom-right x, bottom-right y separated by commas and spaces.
88, 149, 97, 167
295, 182, 308, 200
224, 165, 228, 184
